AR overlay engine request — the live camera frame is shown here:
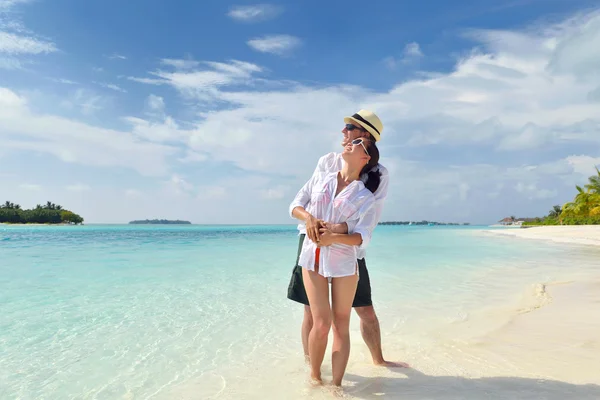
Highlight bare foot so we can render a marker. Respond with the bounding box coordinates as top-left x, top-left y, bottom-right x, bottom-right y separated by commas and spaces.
309, 374, 323, 386
374, 360, 410, 368
327, 384, 345, 397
